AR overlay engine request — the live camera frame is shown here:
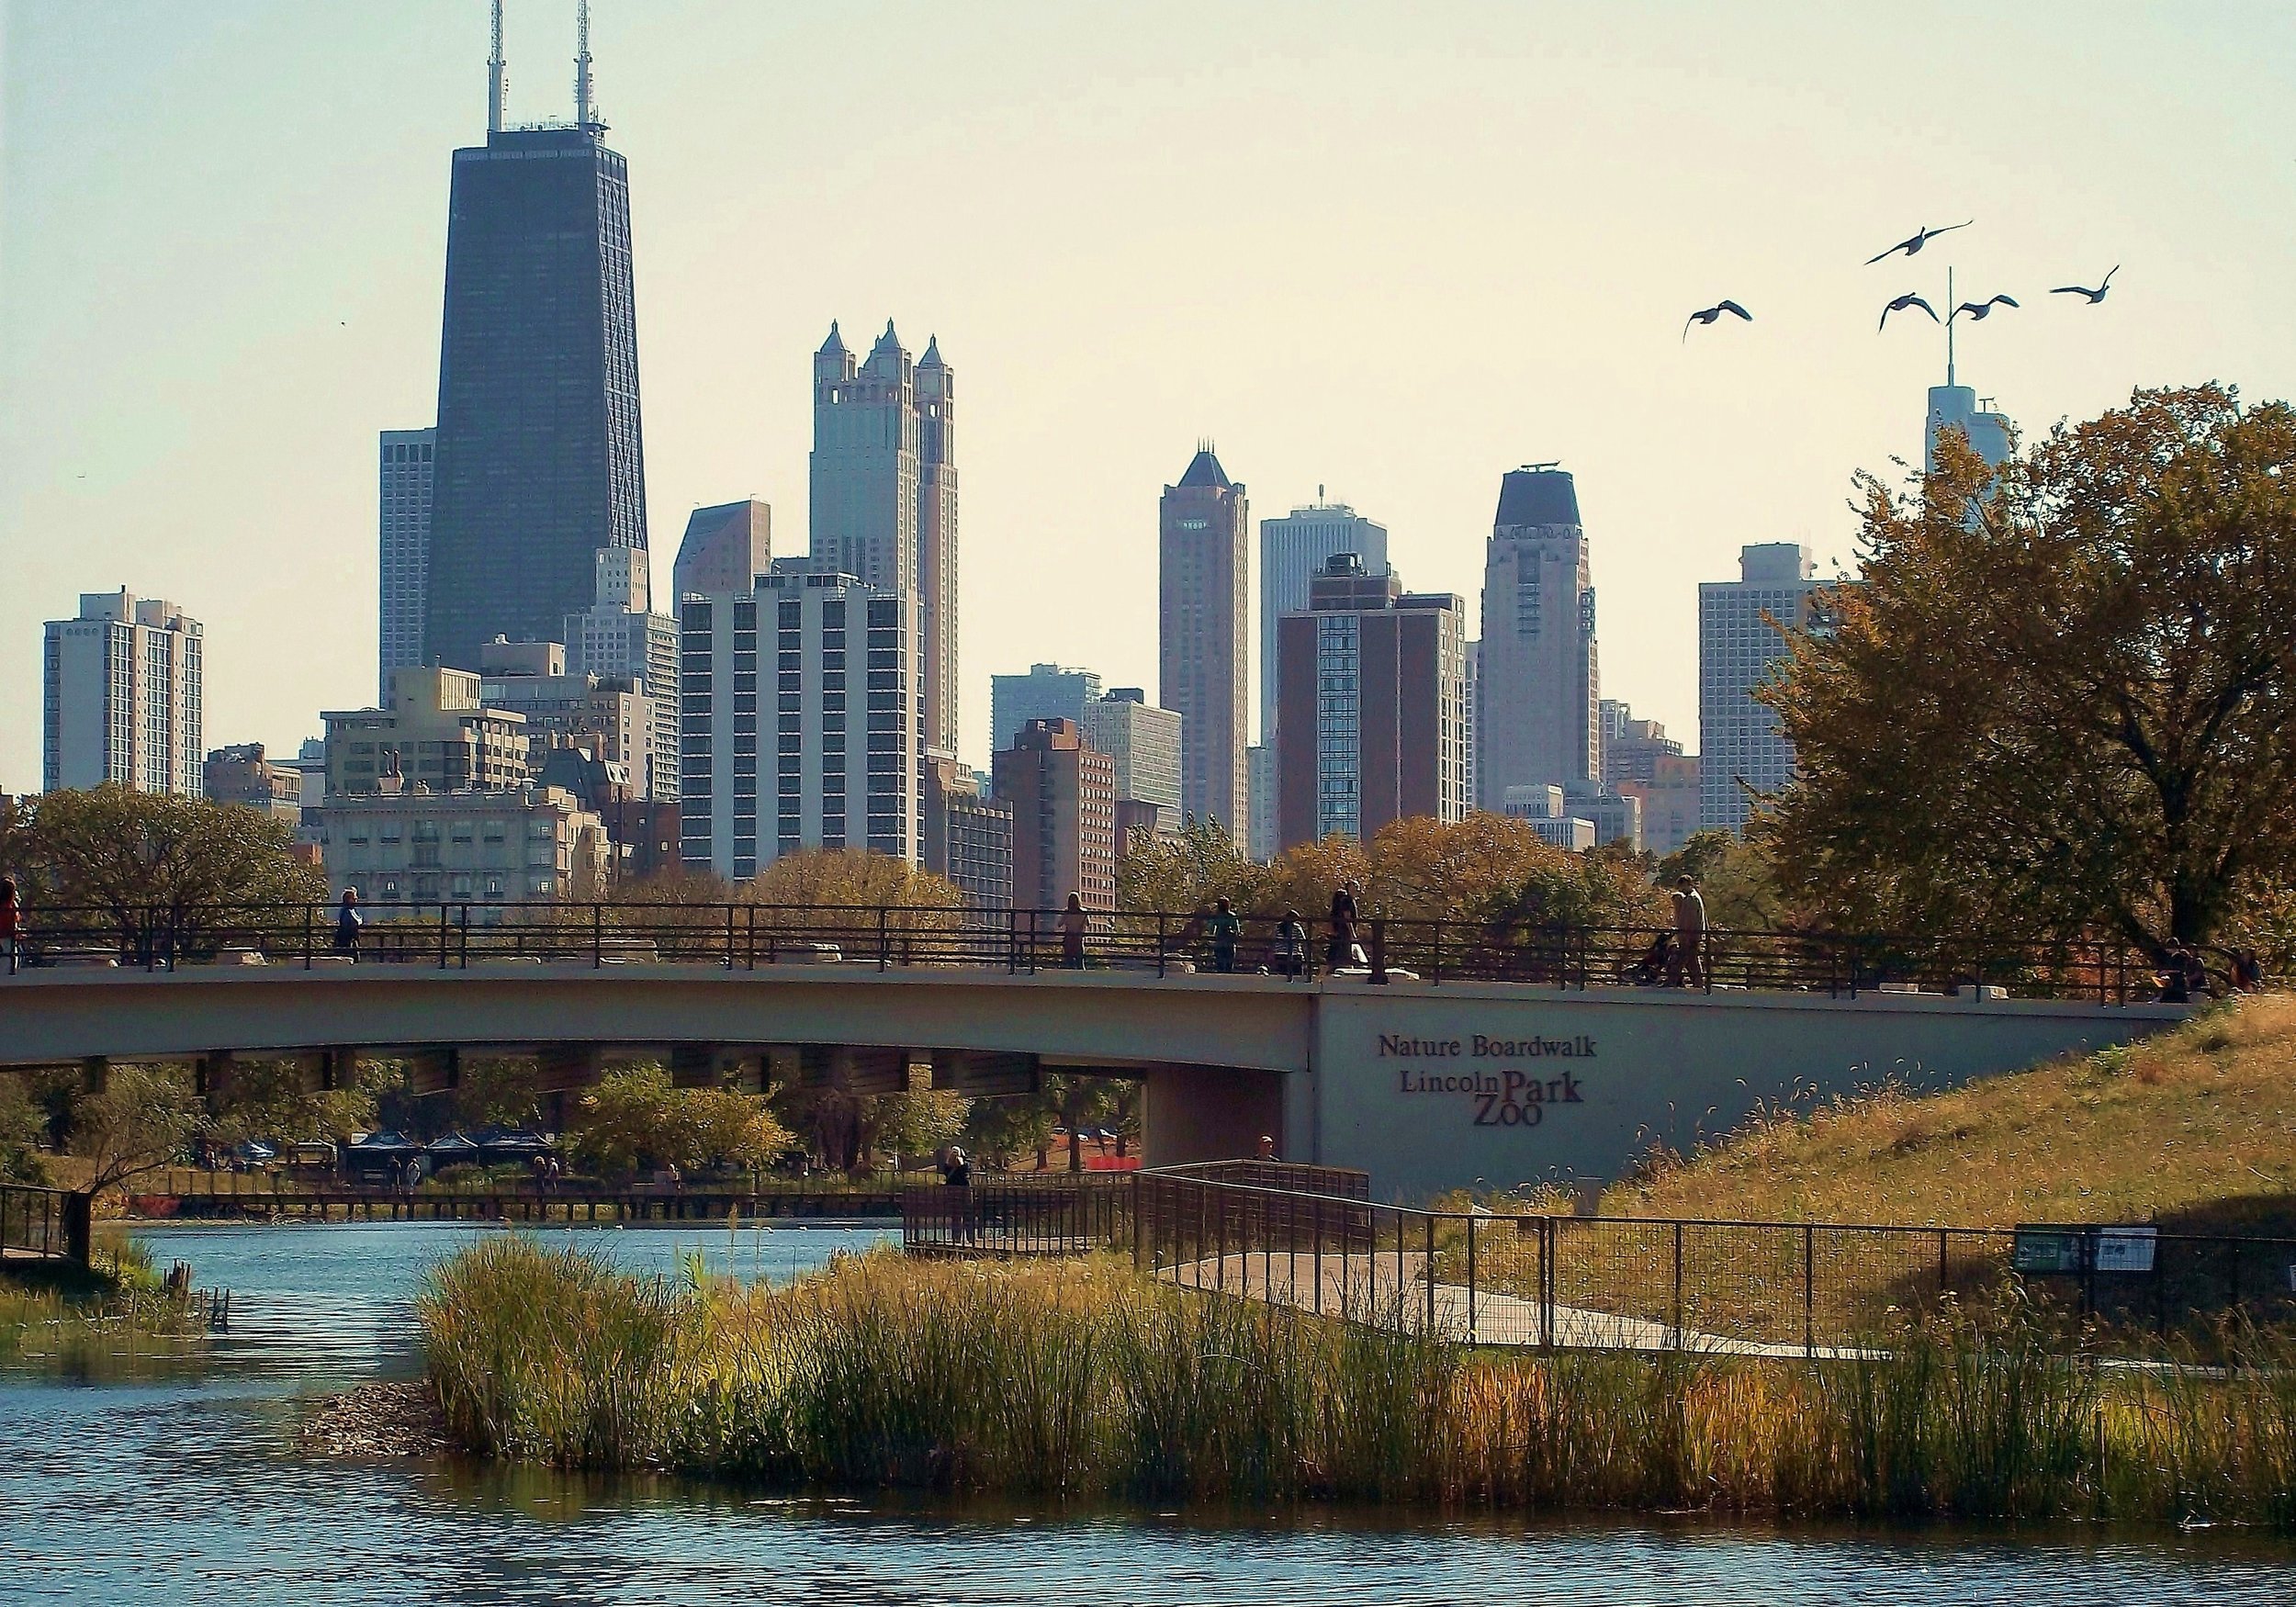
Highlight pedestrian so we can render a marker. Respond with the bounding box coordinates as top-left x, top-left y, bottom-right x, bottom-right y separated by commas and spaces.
2182, 944, 2212, 1002
1665, 875, 1707, 987
333, 887, 364, 961
1208, 896, 1243, 974
2156, 943, 2193, 1004
1327, 882, 1359, 972
940, 1145, 972, 1188
2230, 947, 2264, 992
1254, 1134, 1279, 1163
1060, 893, 1089, 969
0, 876, 20, 977
1272, 908, 1307, 979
